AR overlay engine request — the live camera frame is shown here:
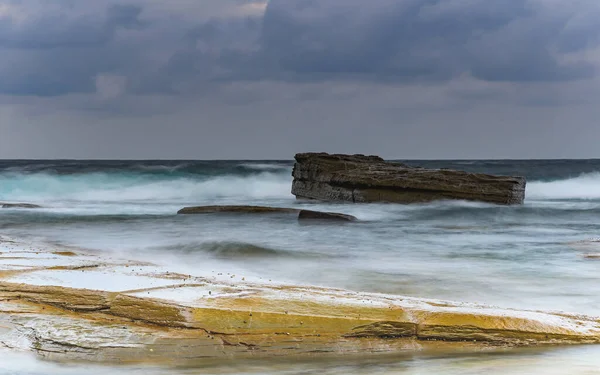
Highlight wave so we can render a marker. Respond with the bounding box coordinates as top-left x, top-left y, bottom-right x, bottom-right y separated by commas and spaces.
0, 171, 293, 204
133, 163, 192, 173
237, 163, 291, 171
0, 214, 169, 229
0, 160, 293, 176
160, 241, 322, 259
527, 172, 600, 200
